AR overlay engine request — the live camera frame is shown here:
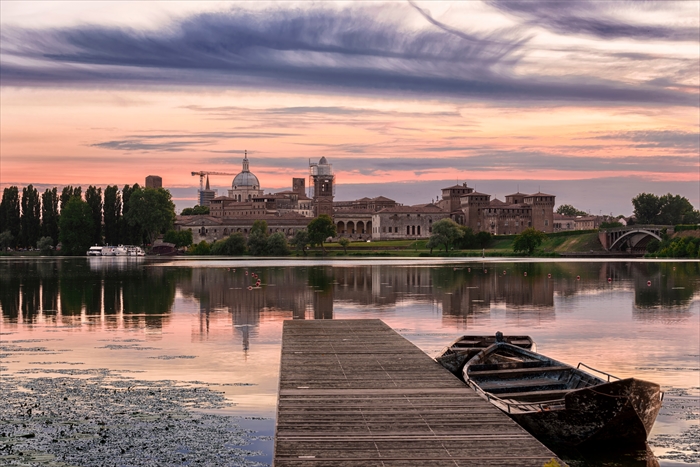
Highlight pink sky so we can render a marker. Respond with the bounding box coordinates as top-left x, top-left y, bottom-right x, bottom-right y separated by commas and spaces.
1, 2, 698, 214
